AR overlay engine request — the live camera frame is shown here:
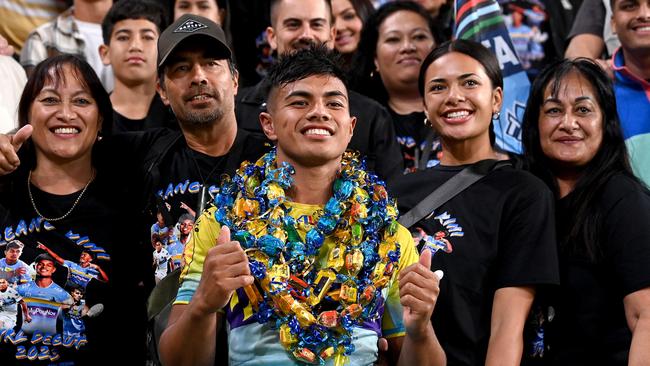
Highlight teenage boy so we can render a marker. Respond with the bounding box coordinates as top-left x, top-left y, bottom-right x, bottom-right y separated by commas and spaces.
236, 0, 404, 182
159, 46, 446, 366
610, 0, 650, 185
20, 0, 114, 90
99, 0, 176, 133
